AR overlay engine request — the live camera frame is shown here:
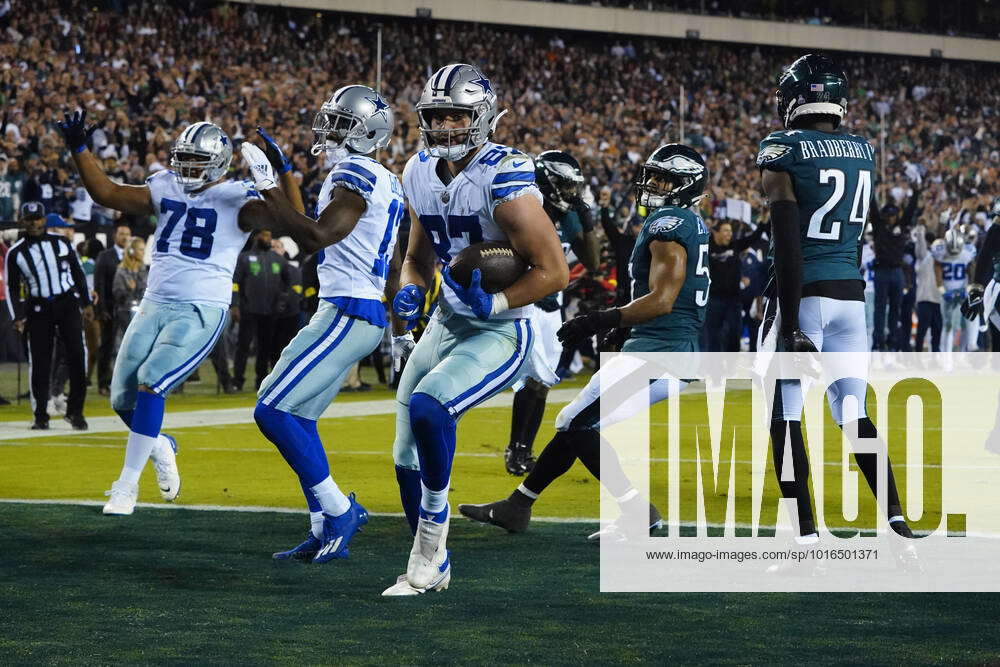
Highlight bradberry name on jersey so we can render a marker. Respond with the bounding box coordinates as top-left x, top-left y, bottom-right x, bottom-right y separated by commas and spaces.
796, 137, 875, 162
